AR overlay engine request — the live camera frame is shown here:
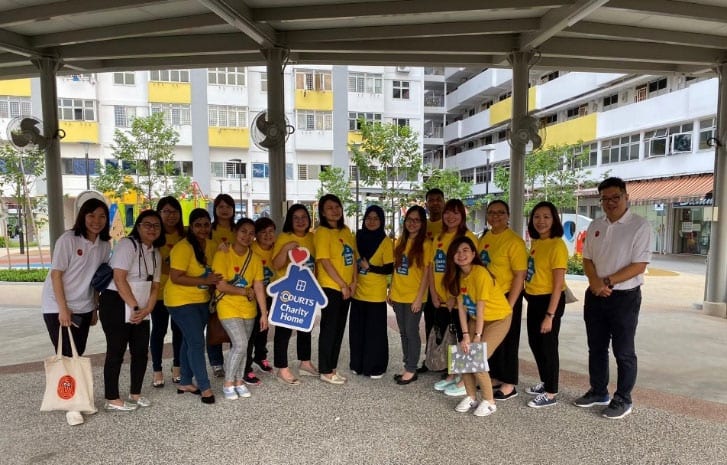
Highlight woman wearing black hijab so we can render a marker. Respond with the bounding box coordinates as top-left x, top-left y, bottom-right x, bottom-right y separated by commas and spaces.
349, 205, 394, 378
